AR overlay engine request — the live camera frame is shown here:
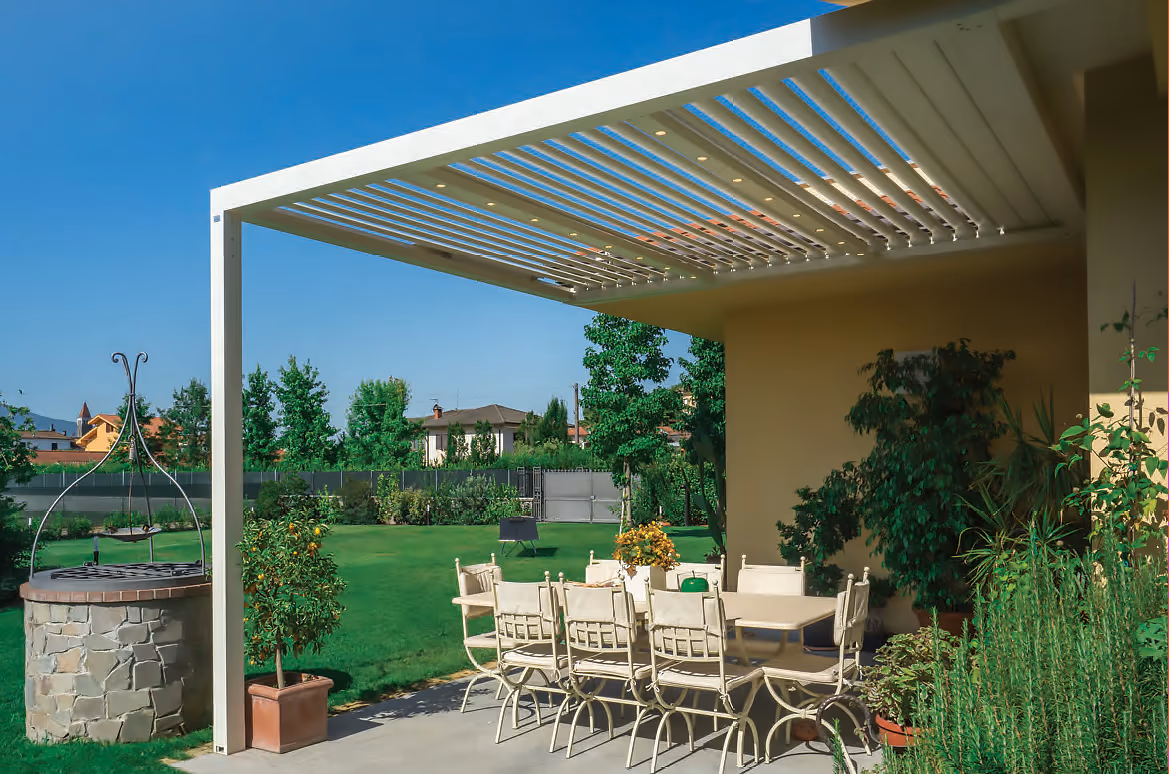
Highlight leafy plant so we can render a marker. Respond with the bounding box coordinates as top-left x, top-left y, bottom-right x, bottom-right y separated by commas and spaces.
276, 355, 338, 467
860, 628, 965, 727
613, 521, 680, 572
254, 476, 311, 521
1135, 615, 1168, 661
343, 378, 422, 469
778, 464, 861, 596
102, 511, 133, 531
1054, 346, 1167, 558
445, 422, 468, 465
62, 516, 94, 540
239, 493, 347, 689
469, 420, 498, 467
337, 479, 378, 525
243, 365, 281, 468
